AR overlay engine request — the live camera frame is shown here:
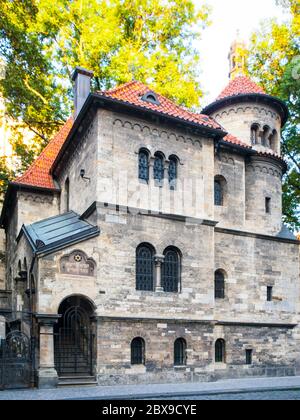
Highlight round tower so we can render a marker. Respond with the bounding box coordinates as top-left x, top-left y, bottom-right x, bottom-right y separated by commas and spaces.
203, 38, 289, 235
203, 39, 288, 156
